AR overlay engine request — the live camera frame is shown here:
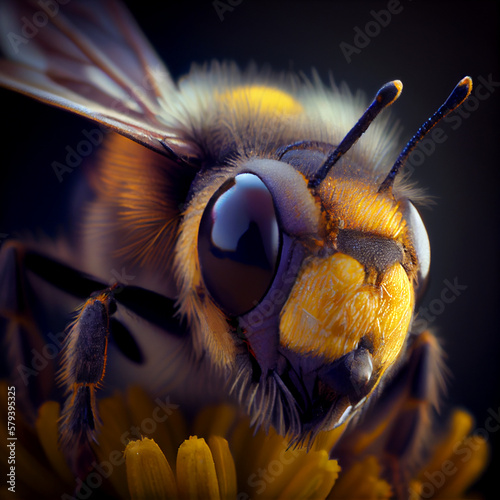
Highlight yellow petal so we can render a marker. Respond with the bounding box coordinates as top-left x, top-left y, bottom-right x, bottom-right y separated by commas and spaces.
408, 480, 423, 500
126, 385, 184, 467
414, 409, 489, 497
245, 430, 306, 498
92, 394, 131, 498
432, 435, 489, 498
176, 436, 220, 500
277, 450, 340, 500
208, 436, 237, 500
418, 410, 473, 477
193, 404, 238, 438
230, 416, 268, 483
238, 428, 329, 500
0, 422, 61, 497
35, 401, 73, 485
330, 456, 392, 499
125, 437, 178, 500
312, 423, 348, 454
